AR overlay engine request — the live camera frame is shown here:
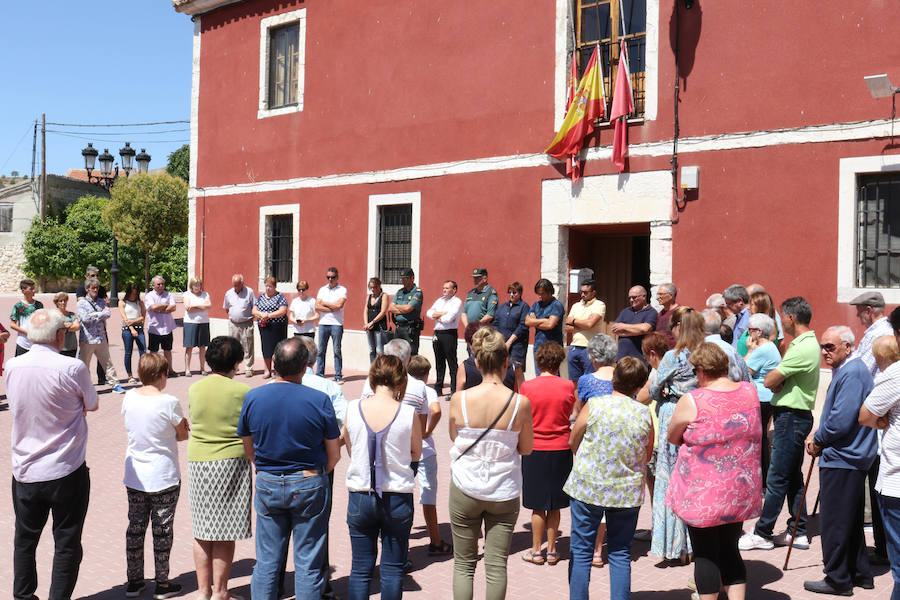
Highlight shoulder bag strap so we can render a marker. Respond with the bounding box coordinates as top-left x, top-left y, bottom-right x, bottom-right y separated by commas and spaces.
454, 390, 516, 461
